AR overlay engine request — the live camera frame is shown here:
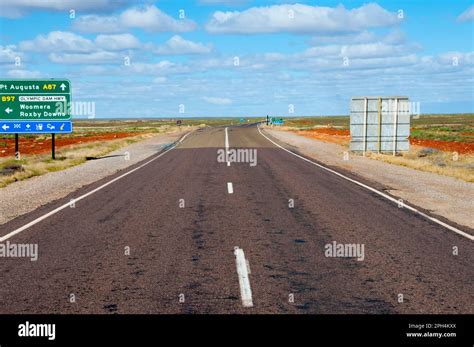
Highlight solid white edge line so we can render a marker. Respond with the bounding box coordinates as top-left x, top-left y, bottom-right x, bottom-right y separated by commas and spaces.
234, 247, 253, 308
0, 130, 194, 242
179, 130, 193, 143
227, 182, 234, 194
257, 125, 474, 241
